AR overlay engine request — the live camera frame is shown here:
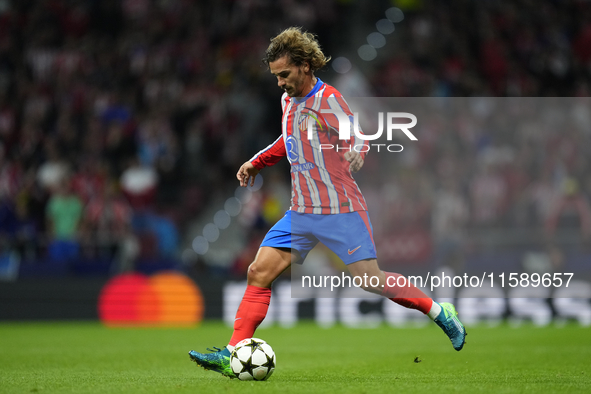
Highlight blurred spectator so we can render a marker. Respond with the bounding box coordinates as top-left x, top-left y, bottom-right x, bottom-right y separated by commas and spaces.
132, 211, 179, 260
9, 172, 47, 261
382, 172, 431, 233
45, 179, 83, 262
431, 178, 469, 269
469, 163, 508, 226
0, 191, 39, 262
80, 181, 138, 272
17, 122, 45, 170
0, 155, 22, 200
545, 178, 591, 242
119, 156, 158, 210
136, 112, 180, 202
104, 120, 137, 177
527, 169, 561, 226
36, 138, 70, 193
71, 157, 108, 203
